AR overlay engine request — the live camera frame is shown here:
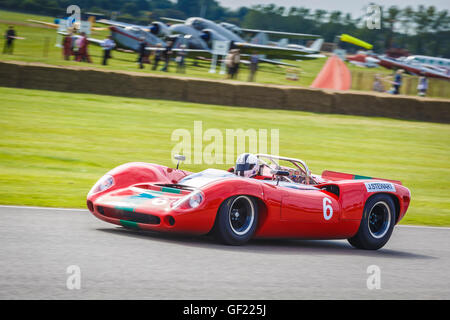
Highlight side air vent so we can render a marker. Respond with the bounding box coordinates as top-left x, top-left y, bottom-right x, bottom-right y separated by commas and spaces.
321, 185, 340, 197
